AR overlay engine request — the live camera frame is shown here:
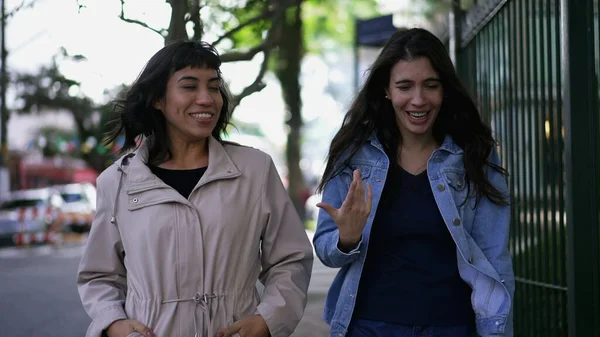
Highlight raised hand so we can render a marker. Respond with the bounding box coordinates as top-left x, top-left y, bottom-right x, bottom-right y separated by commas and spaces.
317, 169, 373, 252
